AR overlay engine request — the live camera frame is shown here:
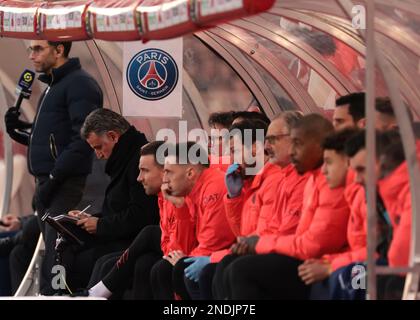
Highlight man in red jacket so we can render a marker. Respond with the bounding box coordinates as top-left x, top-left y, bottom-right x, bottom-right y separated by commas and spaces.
378, 135, 420, 268
296, 130, 368, 297
185, 114, 306, 299
82, 141, 197, 299
344, 130, 407, 299
150, 142, 235, 300
299, 130, 403, 299
208, 111, 234, 172
180, 119, 270, 299
209, 112, 309, 300
374, 134, 410, 299
225, 114, 350, 299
